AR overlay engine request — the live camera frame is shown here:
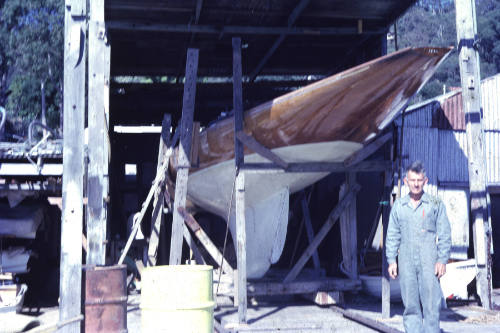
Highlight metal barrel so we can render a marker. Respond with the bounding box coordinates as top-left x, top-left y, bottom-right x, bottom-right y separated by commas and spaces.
141, 265, 215, 333
84, 264, 128, 333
